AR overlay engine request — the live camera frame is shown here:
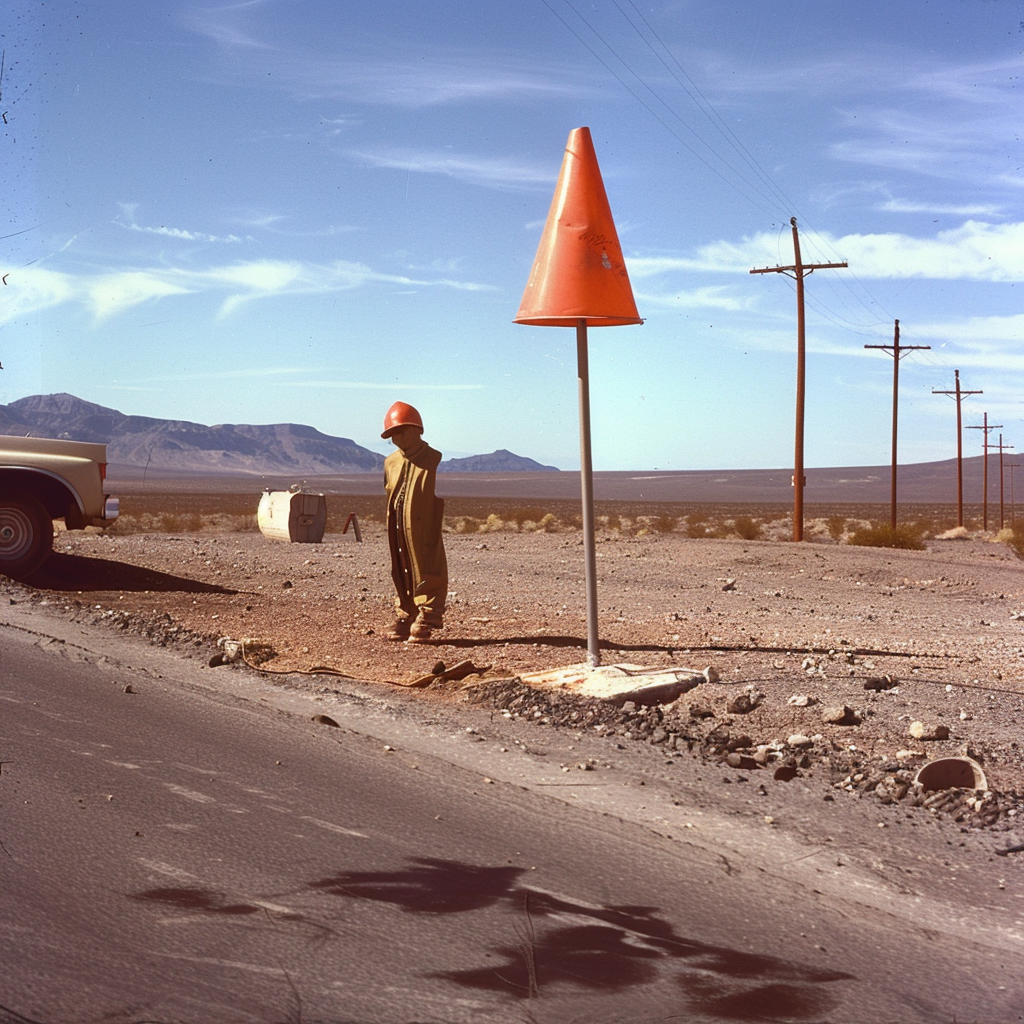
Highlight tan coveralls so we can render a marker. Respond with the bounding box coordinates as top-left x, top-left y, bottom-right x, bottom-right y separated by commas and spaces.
384, 439, 447, 626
